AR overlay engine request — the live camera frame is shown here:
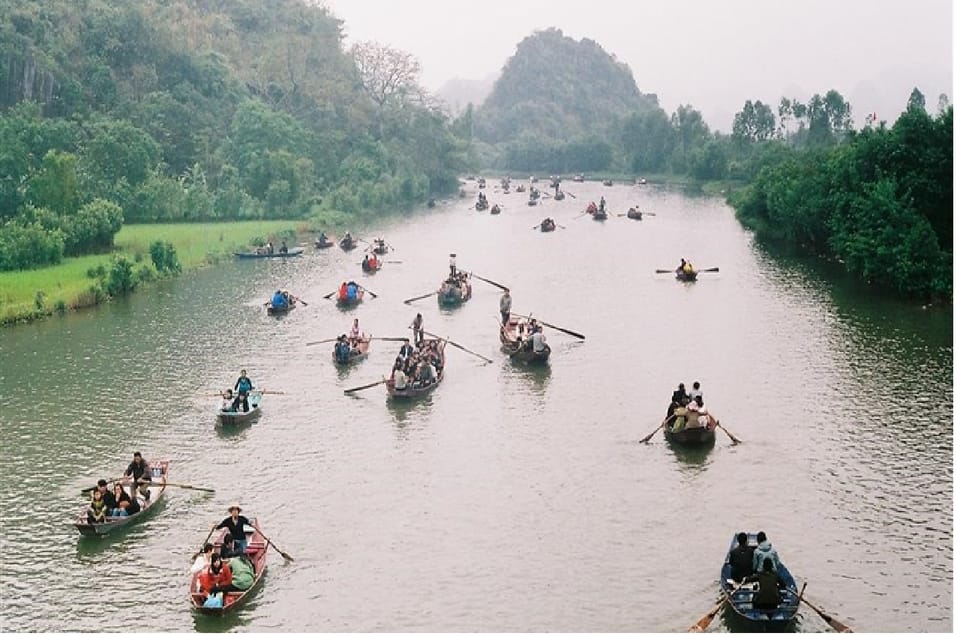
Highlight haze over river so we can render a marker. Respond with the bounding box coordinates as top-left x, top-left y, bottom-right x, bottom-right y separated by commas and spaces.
0, 181, 952, 632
